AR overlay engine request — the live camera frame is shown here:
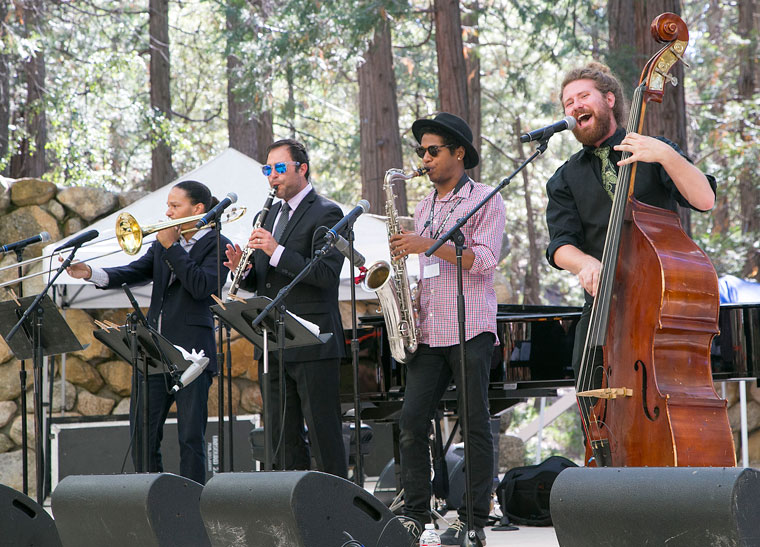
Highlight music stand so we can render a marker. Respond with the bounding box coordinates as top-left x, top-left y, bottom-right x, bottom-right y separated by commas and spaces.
0, 295, 82, 504
94, 322, 192, 471
211, 296, 331, 471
